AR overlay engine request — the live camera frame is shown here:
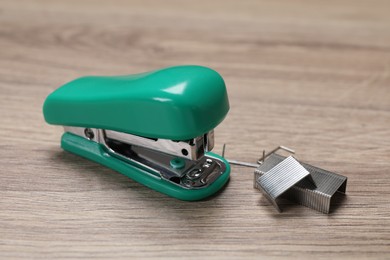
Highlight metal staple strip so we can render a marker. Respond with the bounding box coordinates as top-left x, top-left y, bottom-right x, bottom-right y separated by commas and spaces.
255, 153, 347, 213
256, 156, 311, 212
